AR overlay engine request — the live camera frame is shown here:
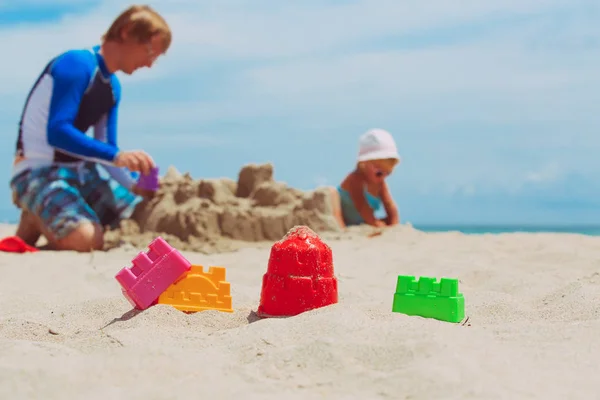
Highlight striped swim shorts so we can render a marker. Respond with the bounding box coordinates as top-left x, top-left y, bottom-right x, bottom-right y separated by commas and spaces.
10, 162, 142, 240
